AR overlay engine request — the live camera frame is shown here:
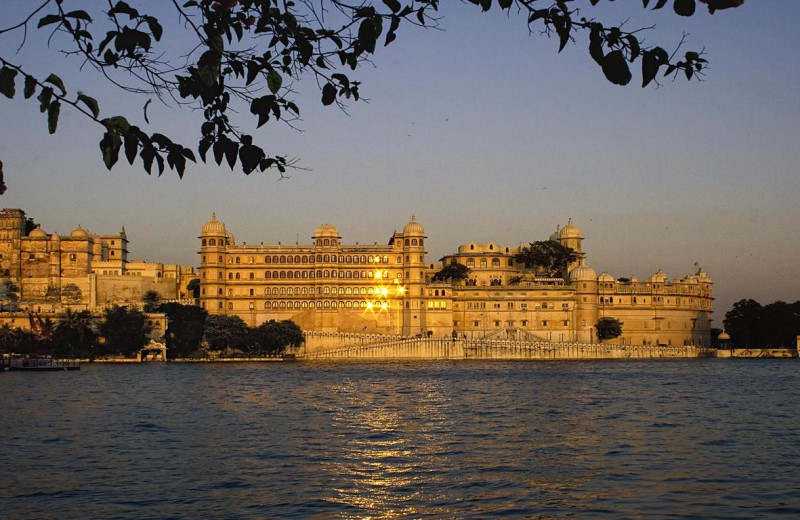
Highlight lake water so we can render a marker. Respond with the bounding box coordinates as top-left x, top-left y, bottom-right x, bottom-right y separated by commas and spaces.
1, 360, 798, 519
